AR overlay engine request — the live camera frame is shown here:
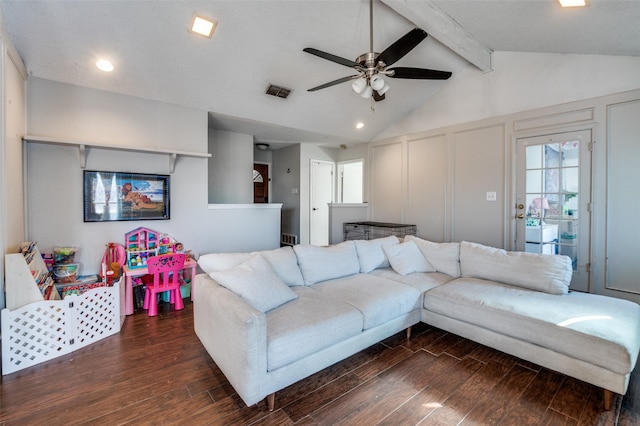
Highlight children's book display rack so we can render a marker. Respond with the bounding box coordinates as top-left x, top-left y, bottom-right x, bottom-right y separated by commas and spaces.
2, 243, 125, 375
